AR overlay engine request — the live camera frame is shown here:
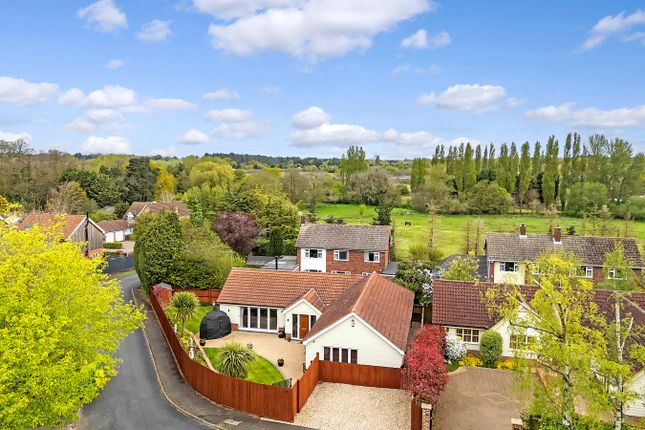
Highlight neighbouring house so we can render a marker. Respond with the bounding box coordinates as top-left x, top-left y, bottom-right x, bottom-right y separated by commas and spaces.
98, 219, 132, 243
17, 213, 105, 256
217, 268, 414, 368
432, 279, 645, 417
123, 201, 190, 225
295, 223, 393, 275
484, 224, 644, 285
434, 254, 489, 281
246, 255, 298, 271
